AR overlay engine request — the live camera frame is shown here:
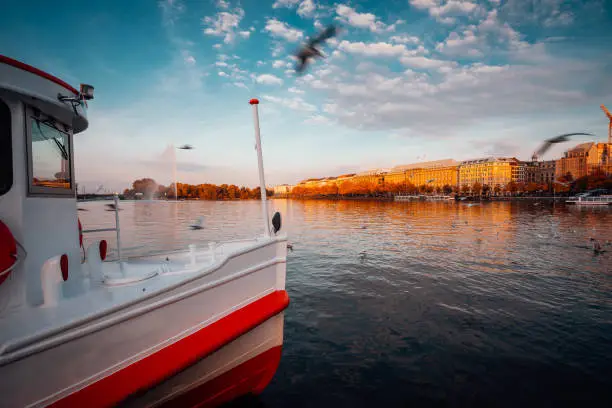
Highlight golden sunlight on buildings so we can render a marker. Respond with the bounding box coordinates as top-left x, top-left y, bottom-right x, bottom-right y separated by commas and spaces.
554, 142, 611, 180
458, 157, 522, 189
385, 159, 459, 189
